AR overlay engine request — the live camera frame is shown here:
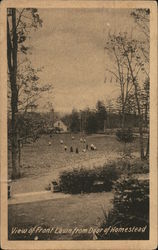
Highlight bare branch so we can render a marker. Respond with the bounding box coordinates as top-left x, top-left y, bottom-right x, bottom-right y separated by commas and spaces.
16, 9, 25, 30
105, 69, 120, 81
